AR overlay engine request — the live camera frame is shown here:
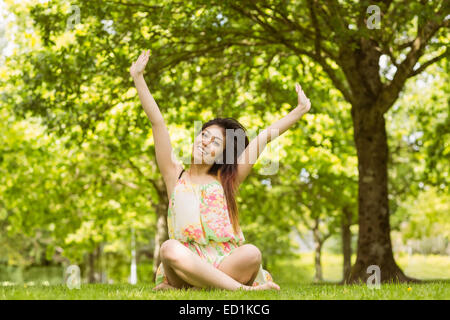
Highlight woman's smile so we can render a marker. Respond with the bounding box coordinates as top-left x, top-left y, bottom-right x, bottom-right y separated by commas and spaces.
197, 145, 206, 155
